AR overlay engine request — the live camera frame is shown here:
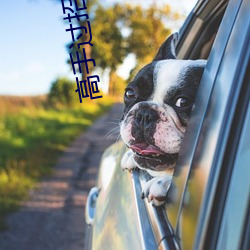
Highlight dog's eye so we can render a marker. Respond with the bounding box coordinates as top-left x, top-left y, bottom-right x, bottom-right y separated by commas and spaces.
175, 97, 192, 108
125, 89, 136, 100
